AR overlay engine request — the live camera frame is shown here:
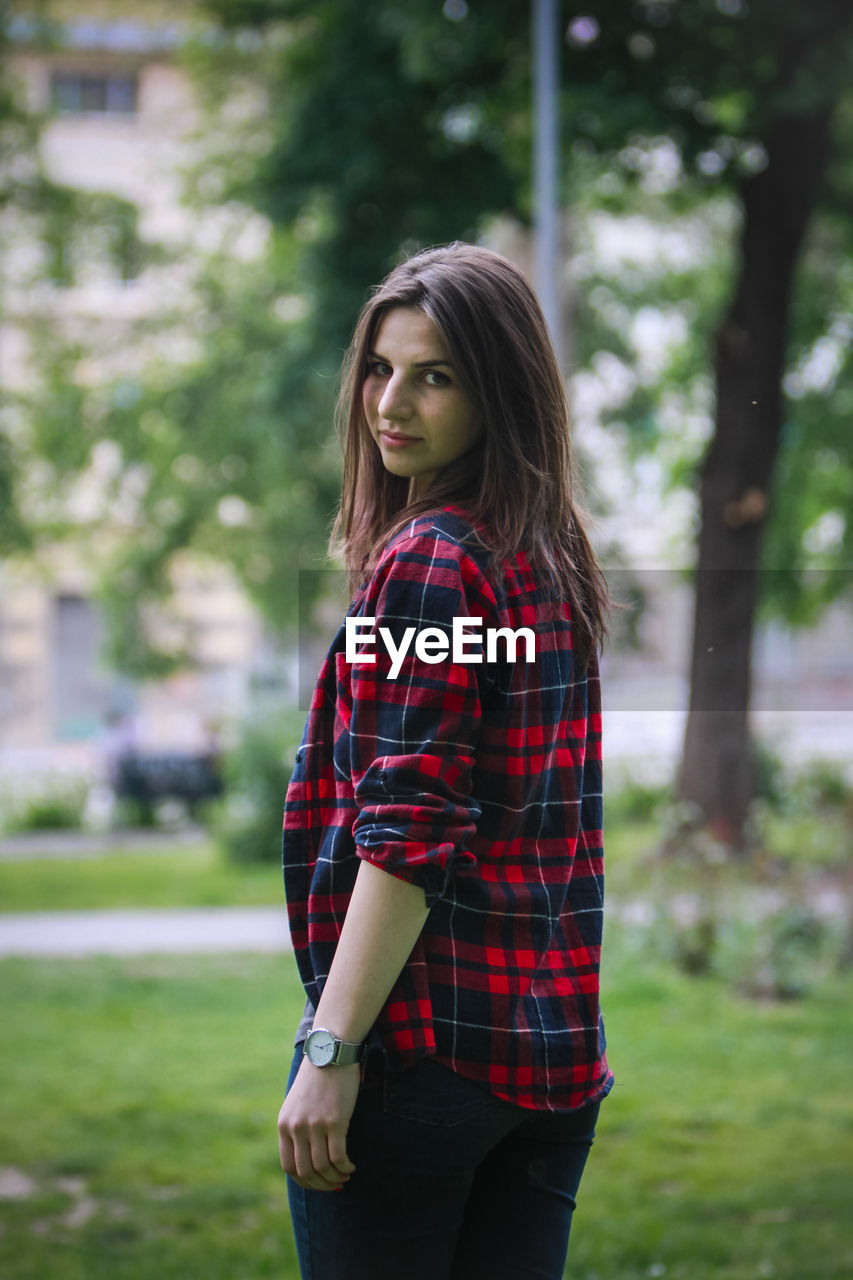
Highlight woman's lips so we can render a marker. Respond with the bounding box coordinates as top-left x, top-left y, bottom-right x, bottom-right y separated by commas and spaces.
380, 432, 421, 448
